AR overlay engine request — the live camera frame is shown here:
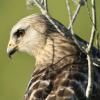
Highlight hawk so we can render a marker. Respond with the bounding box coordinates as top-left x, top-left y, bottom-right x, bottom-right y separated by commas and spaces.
7, 14, 100, 100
